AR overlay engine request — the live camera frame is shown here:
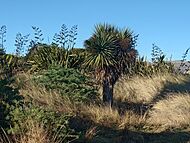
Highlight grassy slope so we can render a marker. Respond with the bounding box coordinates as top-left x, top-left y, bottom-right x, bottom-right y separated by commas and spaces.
1, 73, 190, 143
